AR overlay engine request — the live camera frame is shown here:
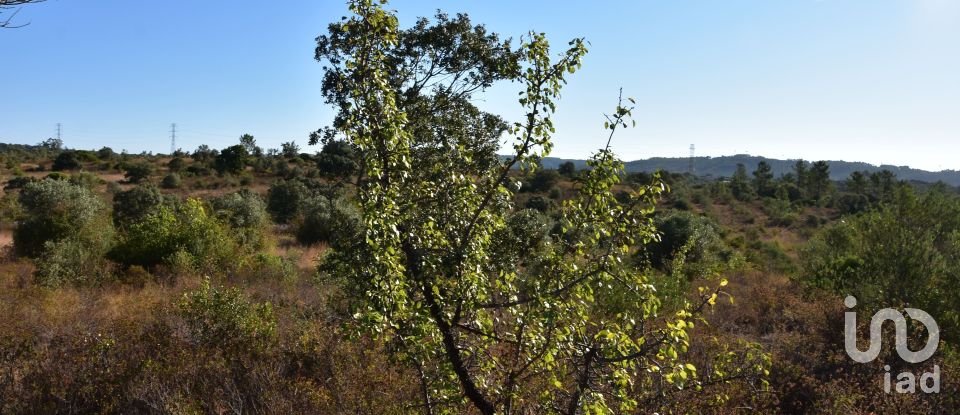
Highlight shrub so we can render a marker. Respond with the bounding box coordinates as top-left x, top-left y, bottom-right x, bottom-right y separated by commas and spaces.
214, 145, 248, 175
14, 180, 113, 258
68, 171, 103, 190
267, 179, 310, 224
34, 237, 114, 286
241, 253, 298, 283
167, 157, 186, 172
643, 211, 734, 279
177, 278, 277, 352
52, 151, 82, 171
112, 184, 164, 228
524, 195, 554, 212
13, 180, 115, 285
111, 199, 235, 274
315, 140, 356, 178
523, 168, 559, 193
4, 175, 37, 190
160, 173, 182, 189
211, 190, 269, 249
294, 196, 360, 246
123, 162, 153, 184
97, 146, 116, 160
